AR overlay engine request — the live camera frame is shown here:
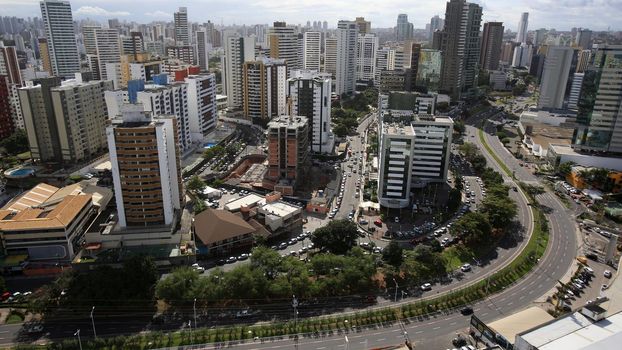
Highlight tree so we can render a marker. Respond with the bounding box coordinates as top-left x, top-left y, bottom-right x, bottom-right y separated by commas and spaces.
512, 83, 527, 96
436, 102, 450, 113
454, 120, 466, 134
193, 199, 207, 214
311, 220, 359, 254
333, 124, 349, 137
558, 162, 575, 177
400, 245, 446, 285
454, 174, 464, 192
458, 142, 479, 161
156, 266, 201, 306
382, 241, 404, 267
186, 175, 206, 193
480, 196, 518, 230
447, 188, 462, 212
0, 129, 29, 155
451, 212, 492, 247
